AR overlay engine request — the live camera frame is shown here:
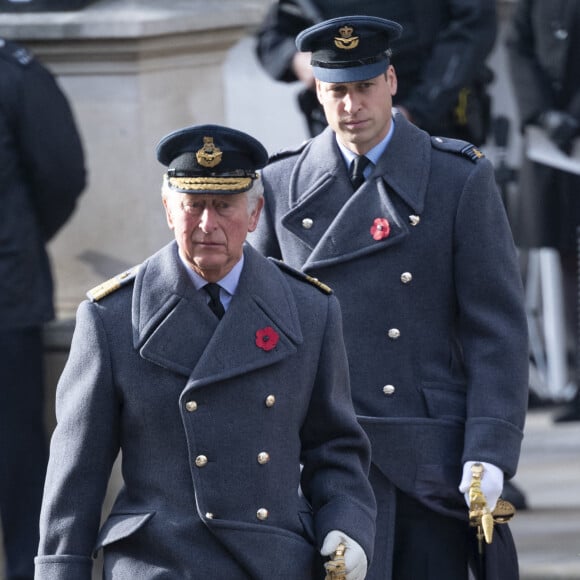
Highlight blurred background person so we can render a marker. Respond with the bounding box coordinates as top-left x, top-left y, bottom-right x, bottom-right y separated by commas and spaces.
0, 38, 86, 580
255, 0, 496, 144
506, 0, 580, 423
